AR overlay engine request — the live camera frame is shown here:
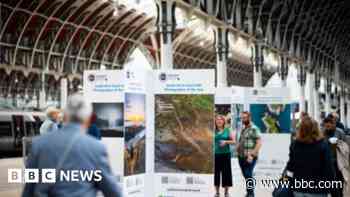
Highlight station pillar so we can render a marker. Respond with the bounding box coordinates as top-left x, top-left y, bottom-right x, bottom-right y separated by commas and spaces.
314, 71, 321, 123
215, 28, 229, 87
253, 40, 264, 88
278, 55, 288, 87
157, 0, 176, 70
39, 72, 46, 109
307, 71, 315, 118
347, 93, 350, 128
340, 86, 346, 126
325, 77, 332, 115
297, 65, 307, 113
60, 78, 68, 108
